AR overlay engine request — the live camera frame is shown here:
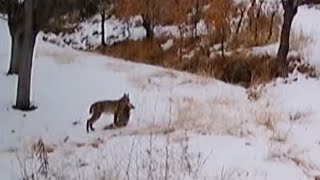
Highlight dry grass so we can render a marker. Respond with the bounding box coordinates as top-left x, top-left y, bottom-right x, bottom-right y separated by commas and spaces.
230, 13, 281, 49
257, 111, 276, 133
246, 84, 266, 101
173, 93, 293, 141
180, 54, 286, 87
98, 36, 319, 88
92, 0, 318, 88
287, 56, 318, 78
255, 105, 293, 143
31, 139, 55, 154
97, 37, 292, 88
96, 39, 171, 66
43, 0, 287, 88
